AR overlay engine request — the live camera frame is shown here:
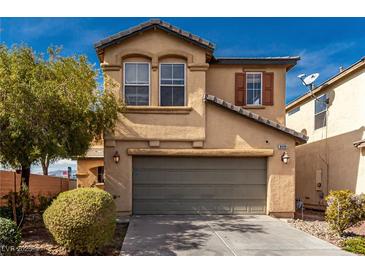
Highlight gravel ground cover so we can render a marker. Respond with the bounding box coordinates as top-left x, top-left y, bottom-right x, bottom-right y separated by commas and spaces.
288, 209, 365, 251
